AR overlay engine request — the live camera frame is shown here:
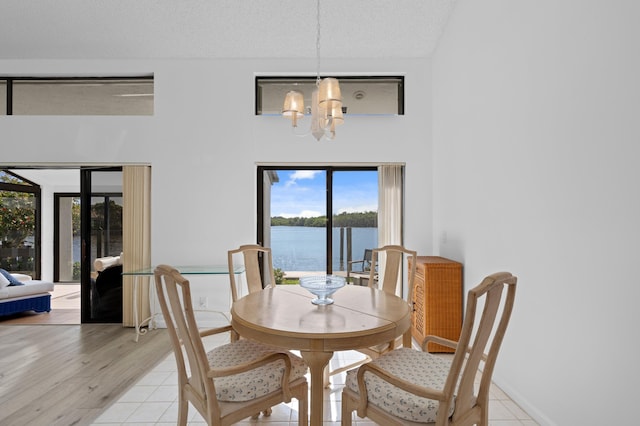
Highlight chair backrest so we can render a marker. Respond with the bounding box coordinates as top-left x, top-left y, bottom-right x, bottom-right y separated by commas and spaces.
438, 271, 517, 424
369, 245, 417, 301
154, 264, 219, 419
227, 244, 276, 302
